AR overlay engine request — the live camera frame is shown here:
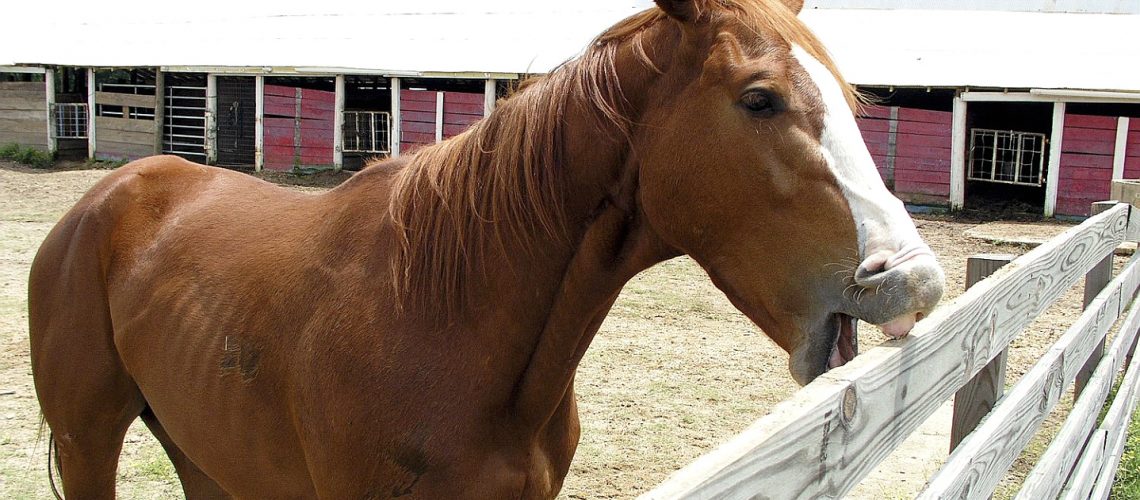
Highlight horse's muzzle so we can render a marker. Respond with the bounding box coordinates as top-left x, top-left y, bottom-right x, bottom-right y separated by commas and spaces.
849, 246, 944, 336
